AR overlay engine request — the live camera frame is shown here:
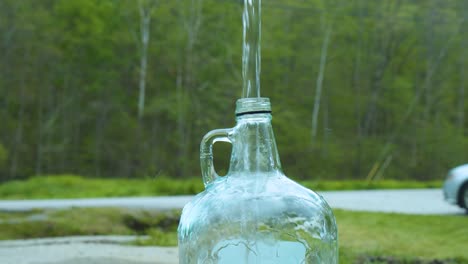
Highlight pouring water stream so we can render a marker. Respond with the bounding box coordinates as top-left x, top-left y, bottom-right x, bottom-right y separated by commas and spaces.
242, 0, 261, 98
